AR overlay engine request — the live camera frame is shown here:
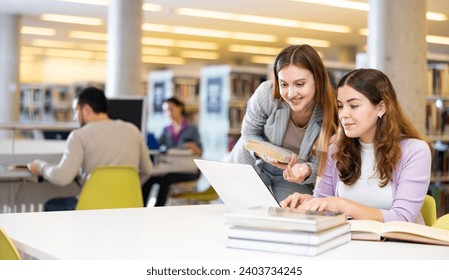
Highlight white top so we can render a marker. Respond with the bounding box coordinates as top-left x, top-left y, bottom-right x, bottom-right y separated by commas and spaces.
338, 142, 393, 210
